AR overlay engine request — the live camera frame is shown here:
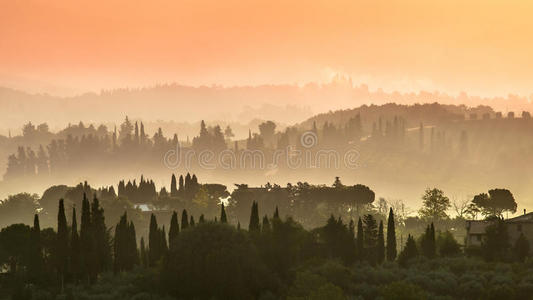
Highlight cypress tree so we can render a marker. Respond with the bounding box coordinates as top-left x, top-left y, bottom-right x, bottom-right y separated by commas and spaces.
363, 214, 378, 265
57, 199, 69, 290
249, 201, 260, 232
181, 210, 189, 230
70, 207, 81, 283
262, 215, 271, 232
140, 237, 147, 268
91, 195, 111, 275
237, 221, 241, 230
114, 212, 127, 273
169, 211, 179, 250
160, 226, 168, 254
28, 214, 43, 283
178, 175, 184, 192
189, 215, 195, 227
80, 193, 92, 284
220, 203, 228, 223
148, 214, 160, 267
199, 214, 205, 223
377, 220, 385, 264
356, 217, 364, 261
171, 174, 178, 197
386, 208, 397, 261
398, 234, 418, 267
273, 206, 280, 220
128, 221, 139, 267
421, 223, 436, 258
